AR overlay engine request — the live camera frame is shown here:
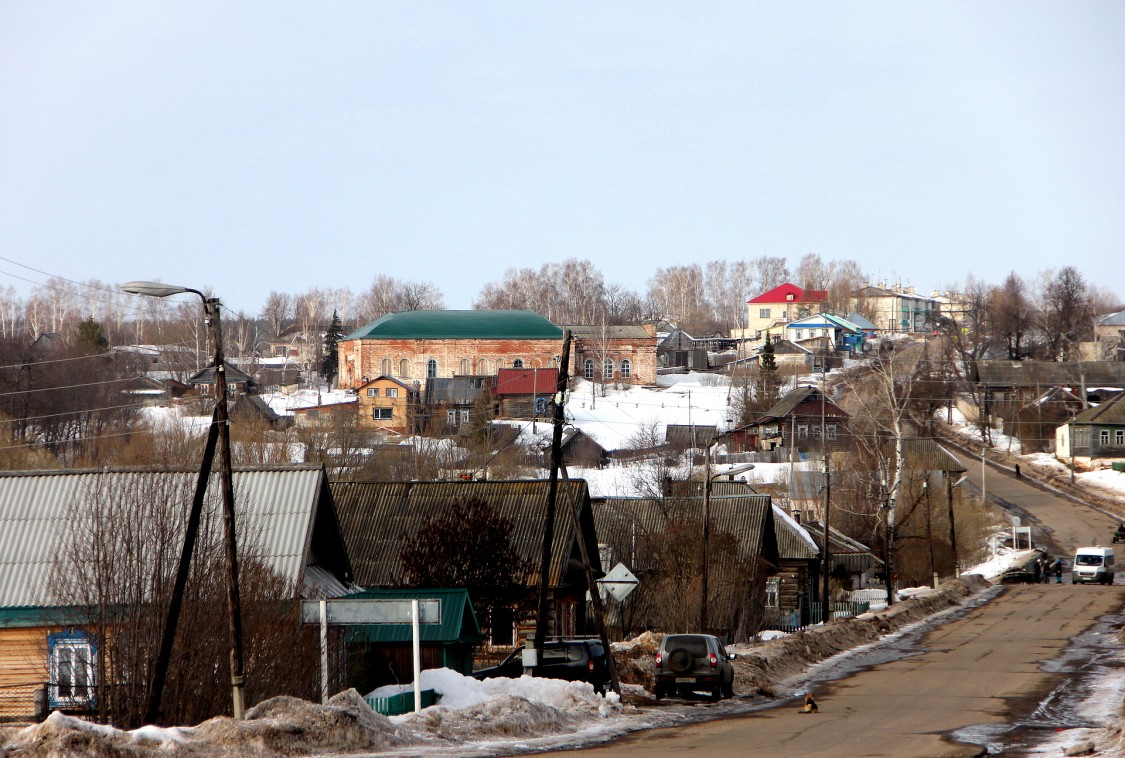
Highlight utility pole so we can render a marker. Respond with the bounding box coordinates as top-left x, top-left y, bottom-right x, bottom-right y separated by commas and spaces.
820, 453, 831, 621
701, 443, 712, 633
534, 331, 571, 666
924, 479, 936, 588
946, 469, 959, 578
